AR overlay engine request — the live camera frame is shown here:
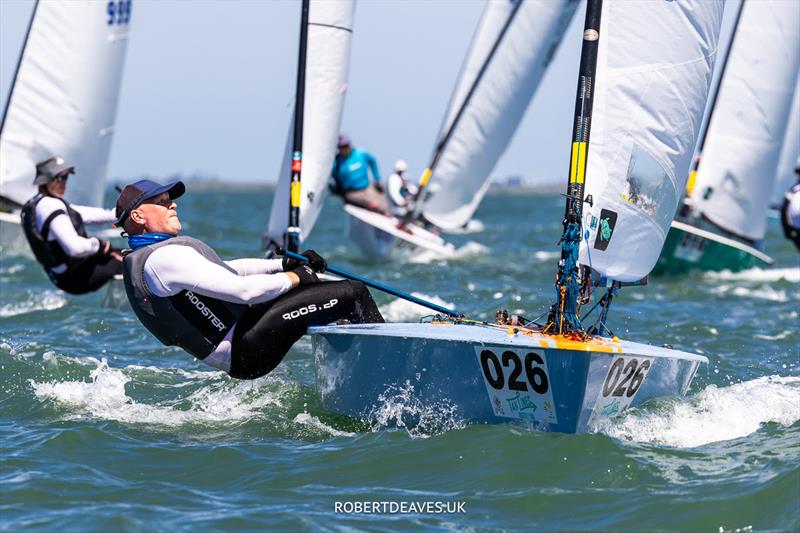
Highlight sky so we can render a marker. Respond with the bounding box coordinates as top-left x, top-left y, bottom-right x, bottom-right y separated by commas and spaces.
0, 0, 739, 185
